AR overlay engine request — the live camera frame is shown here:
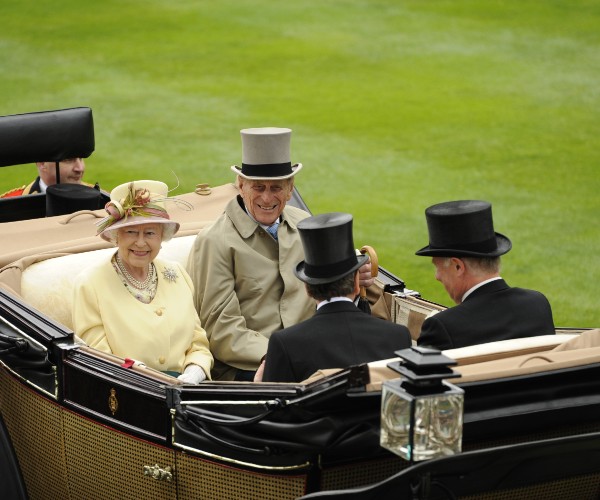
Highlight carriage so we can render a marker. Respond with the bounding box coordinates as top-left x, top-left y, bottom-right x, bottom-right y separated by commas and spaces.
1, 109, 599, 500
